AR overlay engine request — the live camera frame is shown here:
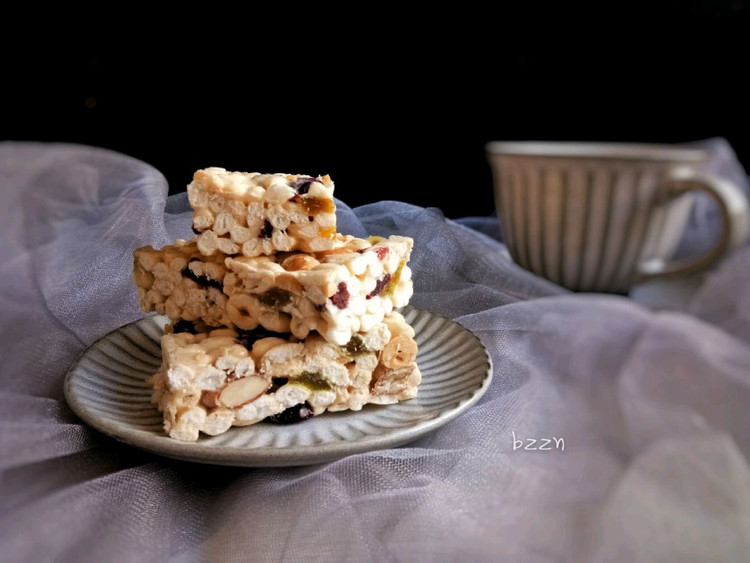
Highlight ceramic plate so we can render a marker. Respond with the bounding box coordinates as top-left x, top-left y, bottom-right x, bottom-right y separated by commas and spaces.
64, 306, 493, 467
